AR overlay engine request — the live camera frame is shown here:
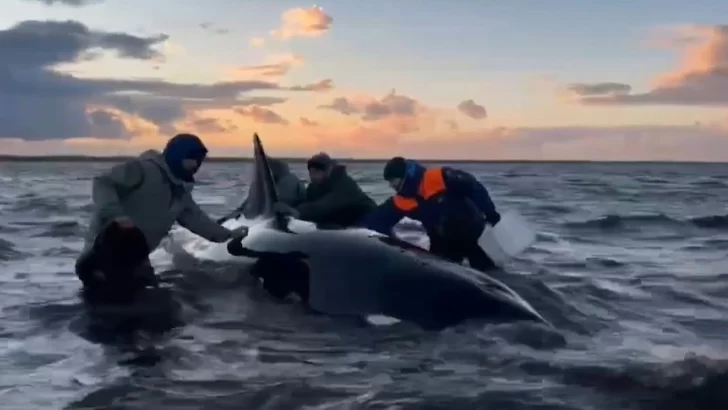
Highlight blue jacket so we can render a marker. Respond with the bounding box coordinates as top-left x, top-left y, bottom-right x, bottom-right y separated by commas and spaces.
362, 161, 500, 238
